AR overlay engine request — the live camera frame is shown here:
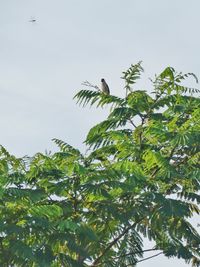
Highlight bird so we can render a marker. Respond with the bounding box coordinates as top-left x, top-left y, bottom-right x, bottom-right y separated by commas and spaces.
101, 78, 110, 95
29, 17, 36, 23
